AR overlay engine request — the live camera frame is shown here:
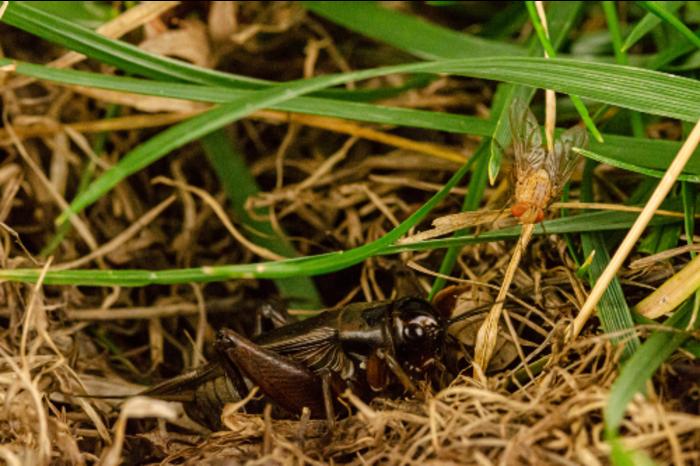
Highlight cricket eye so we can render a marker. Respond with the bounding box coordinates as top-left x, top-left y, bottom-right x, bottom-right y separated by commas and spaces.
404, 323, 425, 341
